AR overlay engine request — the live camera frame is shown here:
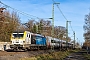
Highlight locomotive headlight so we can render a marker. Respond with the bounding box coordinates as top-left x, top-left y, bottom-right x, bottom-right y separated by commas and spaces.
23, 41, 25, 43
